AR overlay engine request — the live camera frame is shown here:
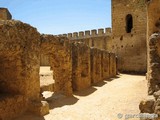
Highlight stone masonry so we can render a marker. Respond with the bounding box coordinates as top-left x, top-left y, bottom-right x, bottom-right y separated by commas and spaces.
0, 8, 12, 20
40, 28, 111, 66
111, 0, 147, 73
63, 28, 111, 50
41, 35, 117, 92
40, 35, 73, 96
72, 42, 91, 91
91, 48, 103, 84
0, 20, 49, 120
139, 0, 160, 119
